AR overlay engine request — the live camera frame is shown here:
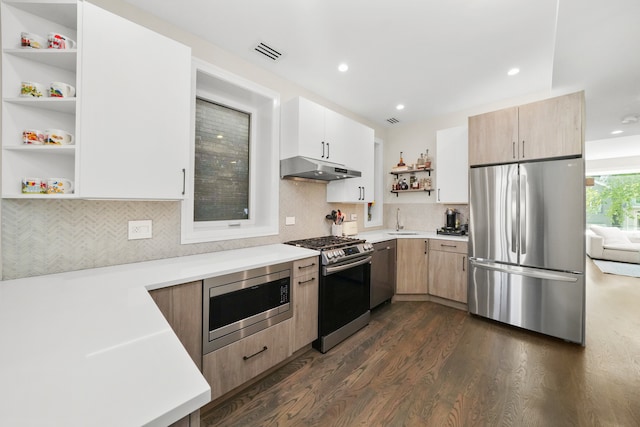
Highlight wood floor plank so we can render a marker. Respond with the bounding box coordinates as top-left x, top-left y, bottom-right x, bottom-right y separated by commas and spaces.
202, 258, 640, 427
